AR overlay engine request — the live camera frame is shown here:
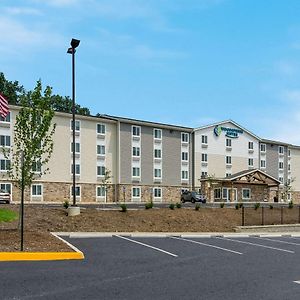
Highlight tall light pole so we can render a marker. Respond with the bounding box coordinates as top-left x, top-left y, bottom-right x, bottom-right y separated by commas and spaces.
67, 38, 80, 209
